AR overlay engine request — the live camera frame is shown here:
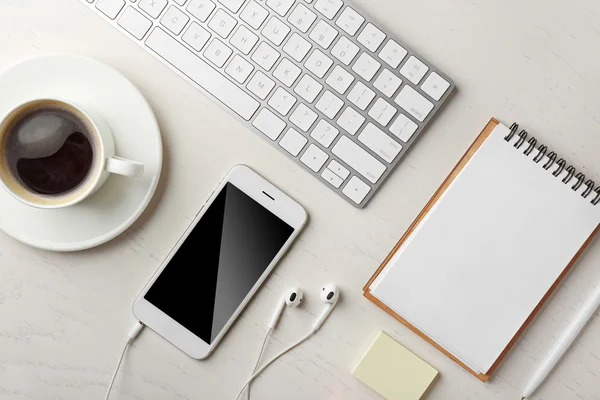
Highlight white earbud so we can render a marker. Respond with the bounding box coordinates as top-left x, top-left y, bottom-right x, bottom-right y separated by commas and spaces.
312, 284, 340, 331
268, 287, 304, 329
